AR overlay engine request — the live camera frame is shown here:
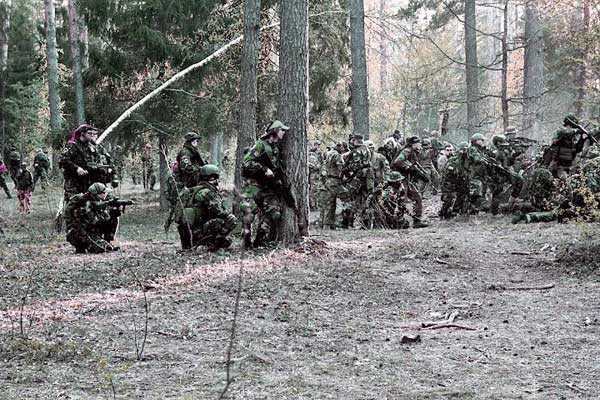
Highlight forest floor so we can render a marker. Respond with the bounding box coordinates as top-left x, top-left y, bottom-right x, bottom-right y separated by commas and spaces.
1, 183, 600, 399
